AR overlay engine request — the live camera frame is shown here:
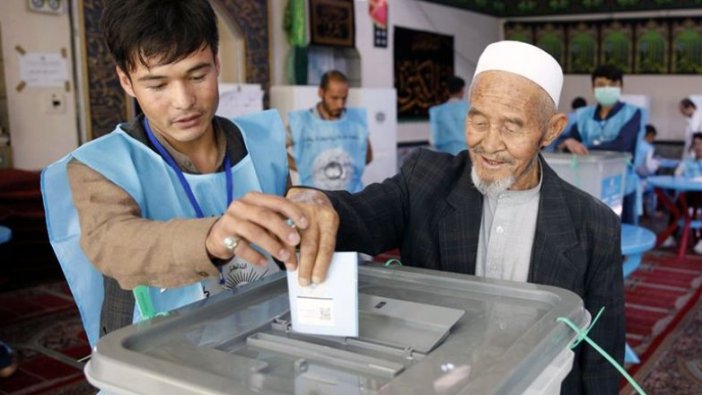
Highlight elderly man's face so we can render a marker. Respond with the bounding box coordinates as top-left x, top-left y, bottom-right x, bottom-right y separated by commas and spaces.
466, 71, 563, 192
